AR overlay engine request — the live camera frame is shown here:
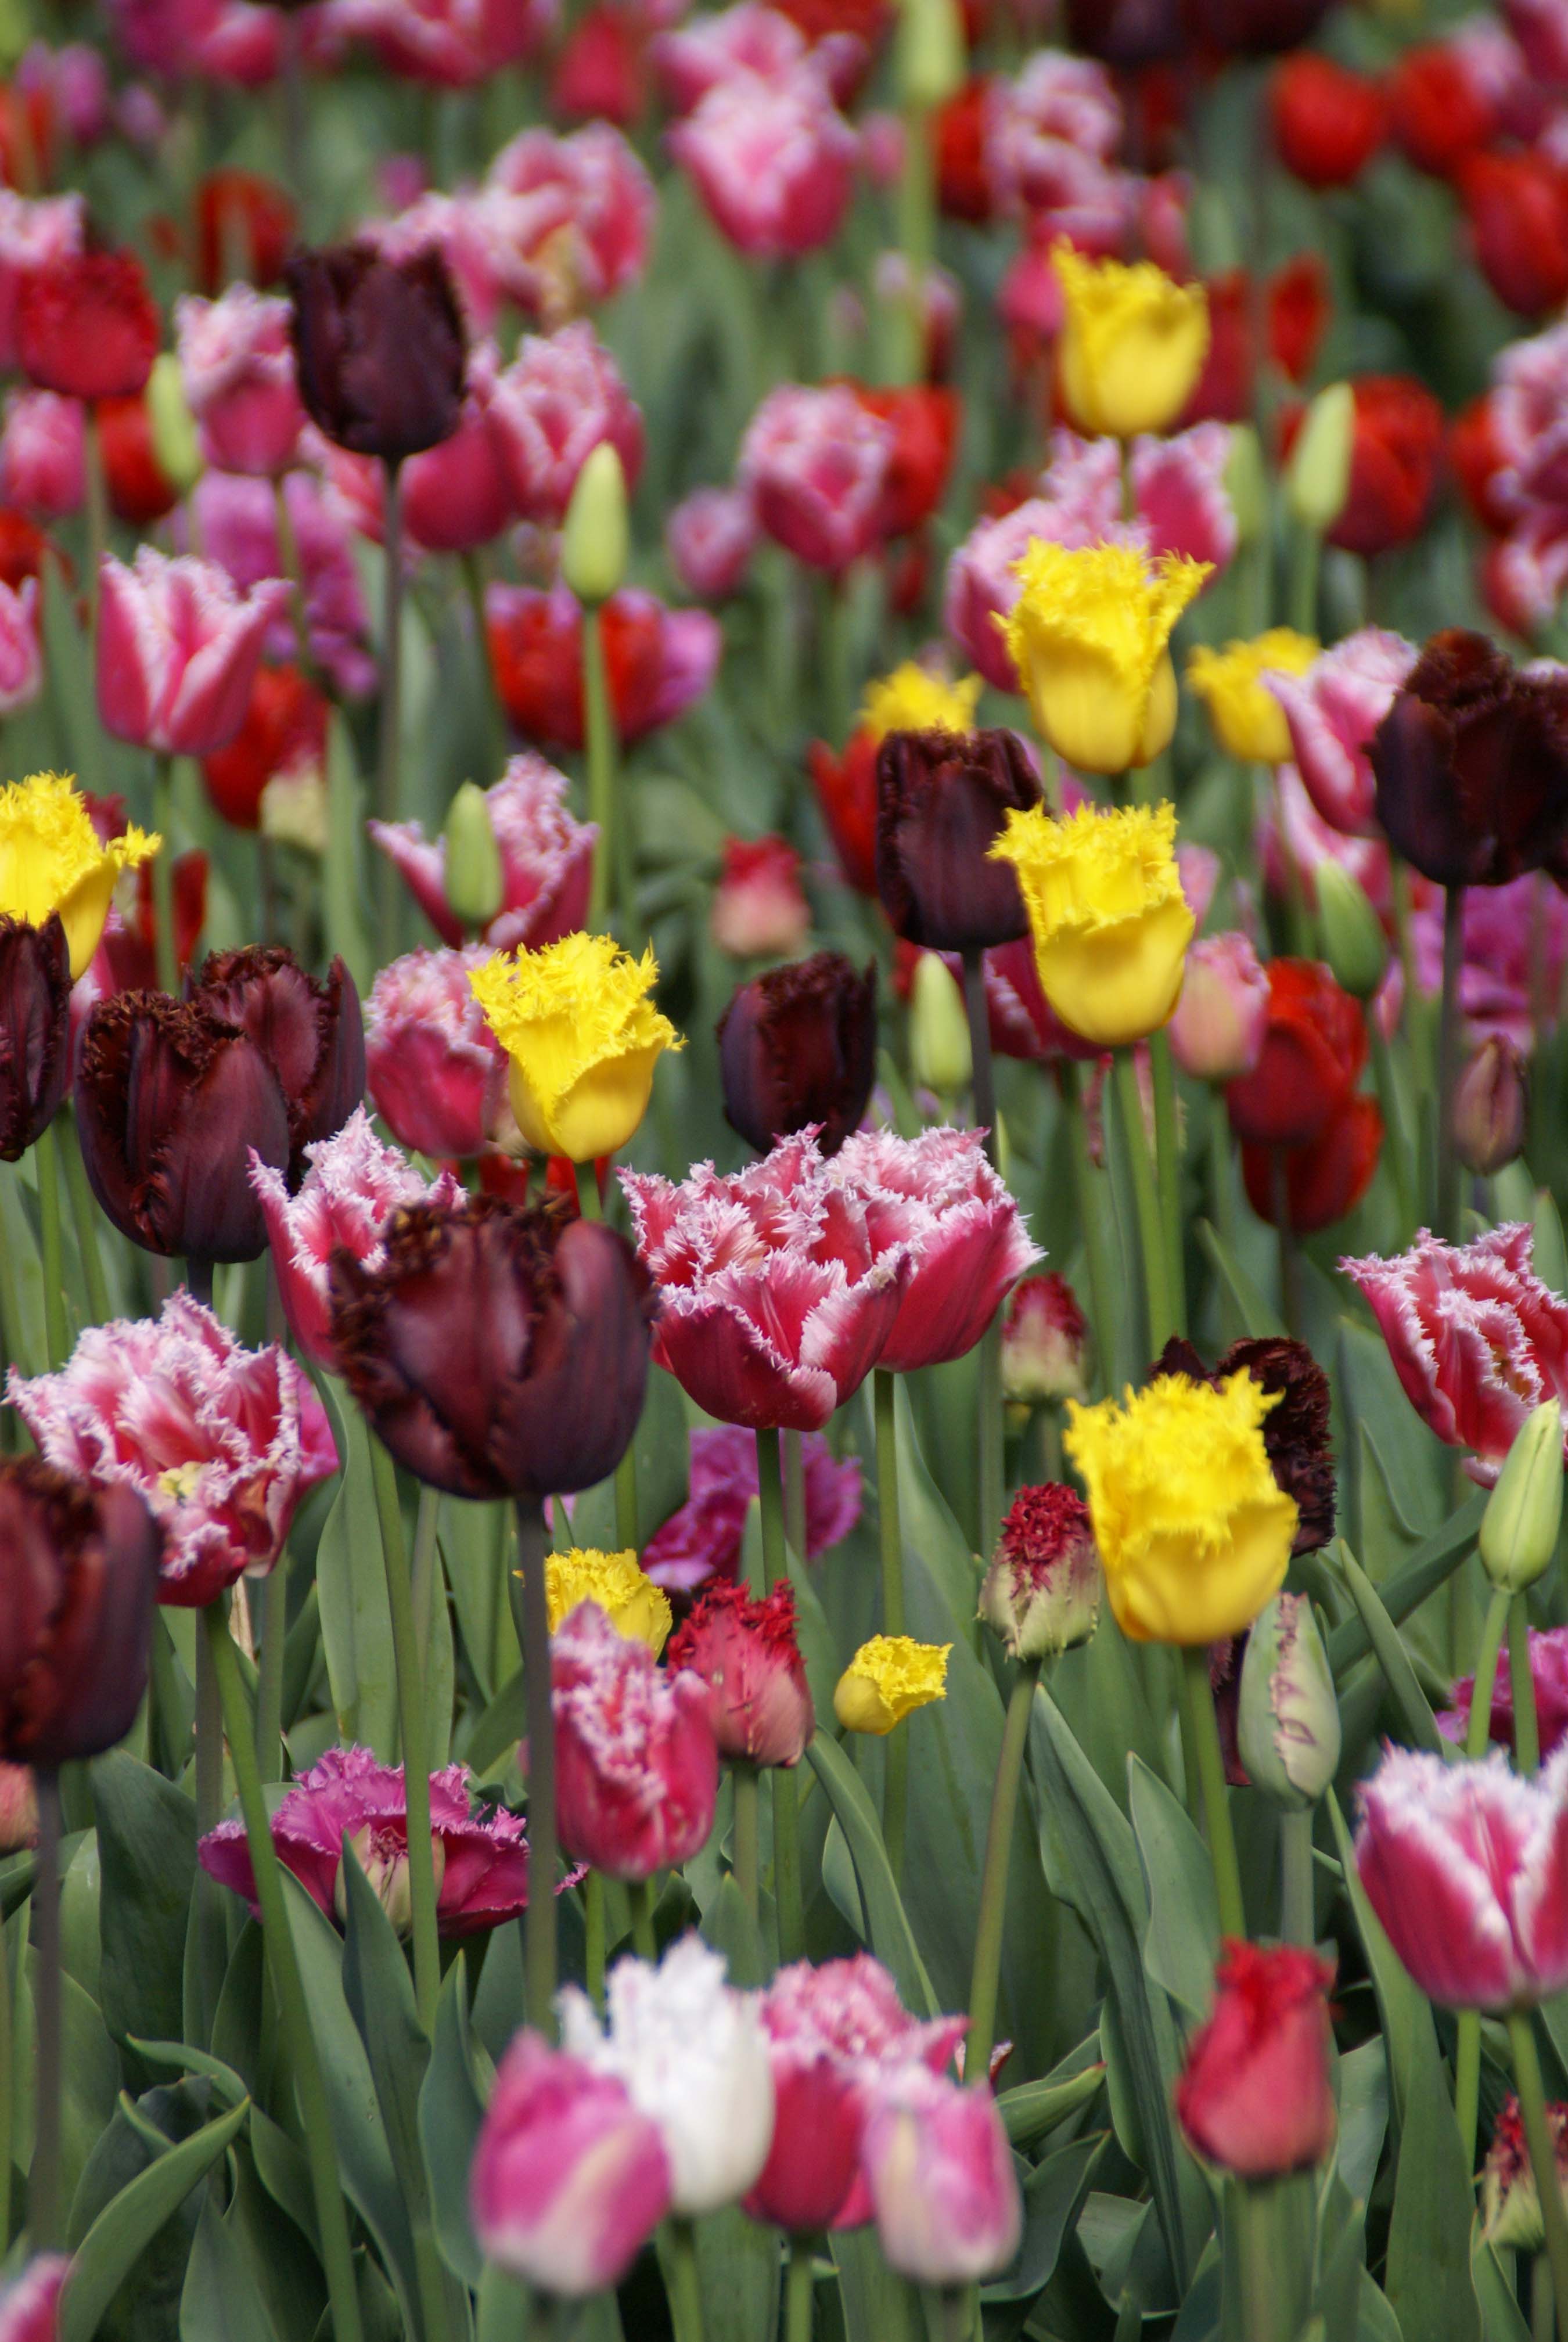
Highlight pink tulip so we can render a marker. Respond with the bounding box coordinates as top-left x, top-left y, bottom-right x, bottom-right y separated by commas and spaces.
321, 0, 554, 86
664, 1580, 815, 1768
369, 754, 595, 952
552, 1602, 719, 1881
0, 2258, 69, 2342
666, 484, 757, 600
1130, 424, 1238, 573
401, 337, 516, 553
739, 384, 894, 576
21, 42, 113, 148
623, 1131, 912, 1431
1266, 627, 1418, 839
485, 122, 656, 310
365, 948, 510, 1160
642, 1424, 861, 1592
834, 1126, 1039, 1373
0, 580, 42, 717
9, 1293, 338, 1607
490, 322, 643, 527
1505, 0, 1568, 84
0, 389, 83, 517
1444, 1623, 1568, 1762
1491, 320, 1568, 513
1408, 873, 1568, 1053
175, 285, 305, 477
0, 1764, 37, 1854
744, 2042, 864, 2232
669, 71, 859, 261
1357, 1743, 1568, 2012
1342, 1224, 1568, 1484
710, 834, 811, 959
861, 2066, 1022, 2284
190, 467, 375, 697
200, 1744, 533, 1935
1170, 931, 1271, 1084
249, 1107, 462, 1372
470, 2032, 672, 2293
96, 549, 290, 759
653, 3, 818, 110
983, 51, 1122, 220
0, 192, 84, 373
